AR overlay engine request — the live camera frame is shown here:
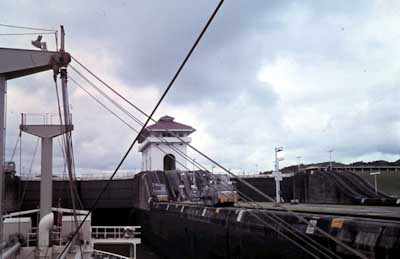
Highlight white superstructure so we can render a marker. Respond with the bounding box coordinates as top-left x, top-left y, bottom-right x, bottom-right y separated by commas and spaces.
138, 115, 195, 171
